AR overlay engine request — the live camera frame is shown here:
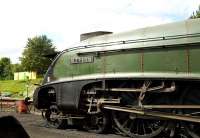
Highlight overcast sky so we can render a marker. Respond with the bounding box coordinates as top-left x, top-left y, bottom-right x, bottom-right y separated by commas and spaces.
0, 0, 200, 63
